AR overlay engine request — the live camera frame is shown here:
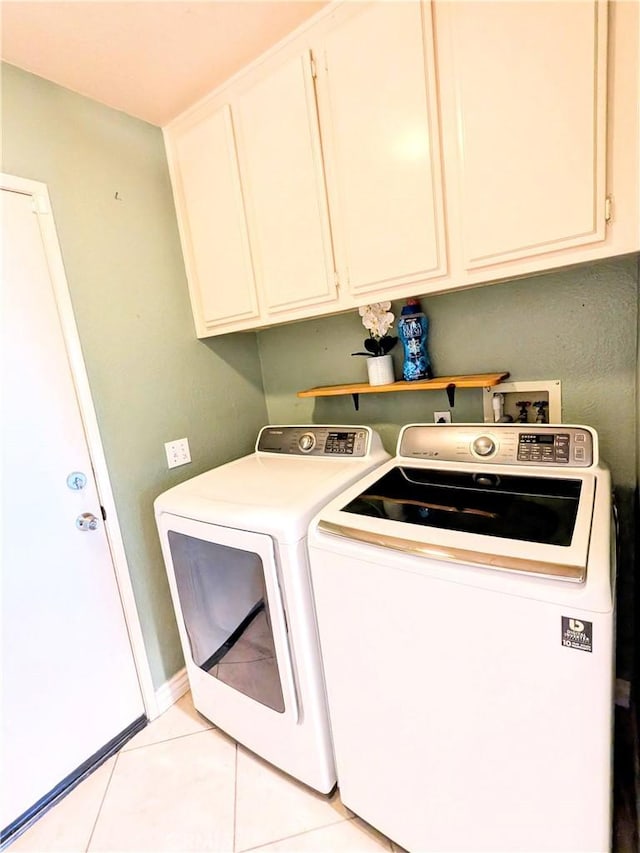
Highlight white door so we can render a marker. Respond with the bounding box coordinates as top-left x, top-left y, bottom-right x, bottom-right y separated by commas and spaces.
1, 185, 145, 834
